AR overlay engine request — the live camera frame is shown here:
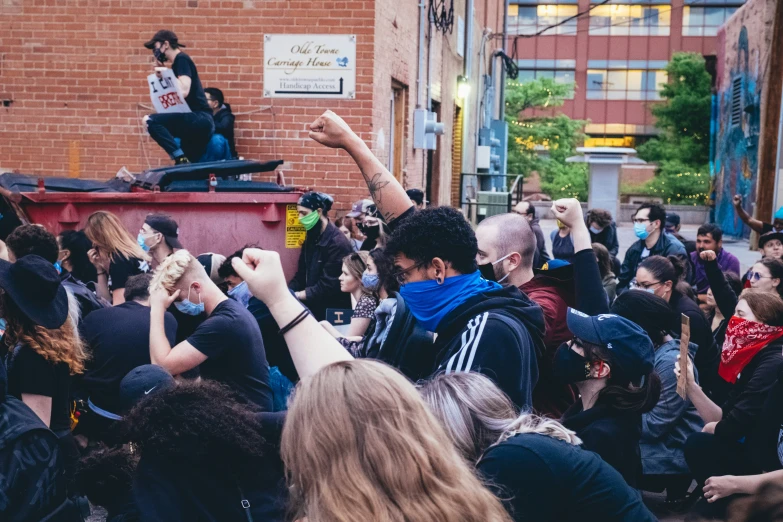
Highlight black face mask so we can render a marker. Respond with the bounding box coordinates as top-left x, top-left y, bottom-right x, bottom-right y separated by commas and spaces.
153, 46, 167, 63
552, 343, 592, 384
478, 262, 497, 282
